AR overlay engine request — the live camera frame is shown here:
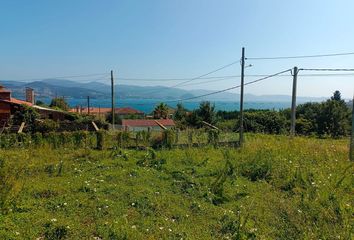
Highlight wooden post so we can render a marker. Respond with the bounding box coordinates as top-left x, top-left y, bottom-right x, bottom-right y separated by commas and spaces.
111, 70, 115, 129
239, 47, 245, 146
350, 97, 354, 161
290, 67, 298, 136
18, 122, 25, 133
87, 96, 90, 115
